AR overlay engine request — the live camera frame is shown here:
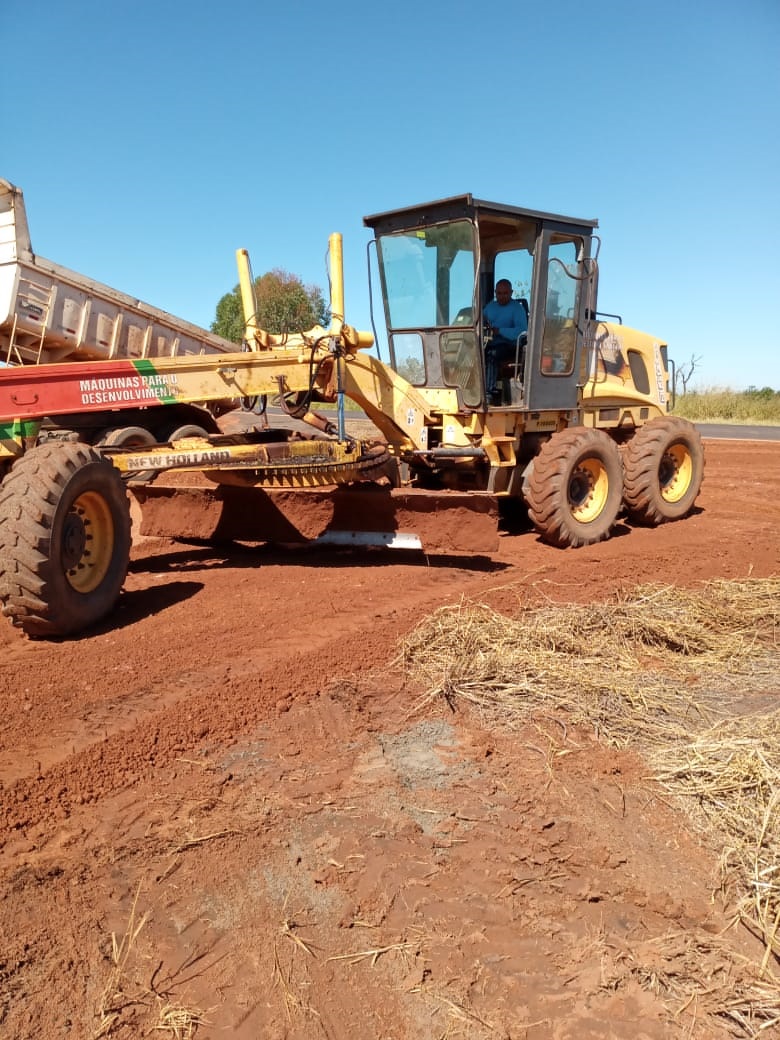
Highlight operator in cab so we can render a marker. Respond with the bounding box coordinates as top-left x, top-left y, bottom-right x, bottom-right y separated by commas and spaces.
483, 279, 527, 405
